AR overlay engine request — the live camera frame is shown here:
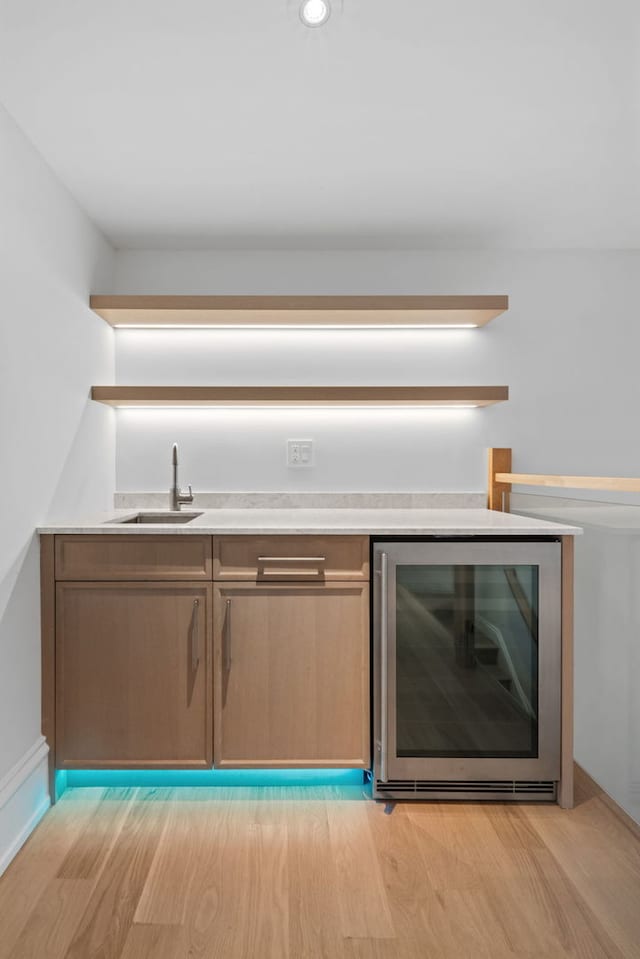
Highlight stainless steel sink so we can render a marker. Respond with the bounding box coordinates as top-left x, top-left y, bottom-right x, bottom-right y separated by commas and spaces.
109, 512, 203, 525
